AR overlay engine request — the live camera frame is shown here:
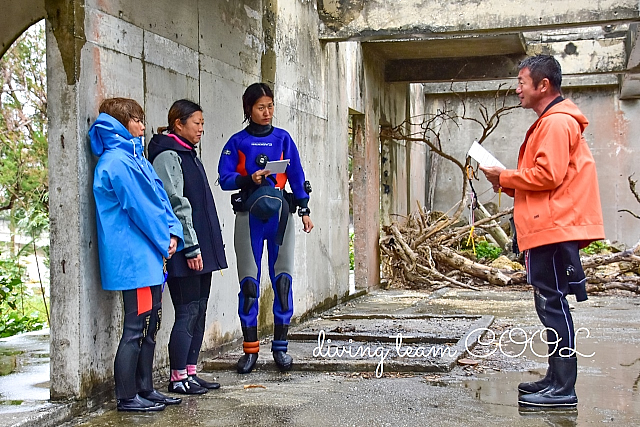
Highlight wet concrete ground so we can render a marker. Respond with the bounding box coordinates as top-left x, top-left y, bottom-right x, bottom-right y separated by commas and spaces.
2, 289, 640, 426
0, 330, 52, 426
